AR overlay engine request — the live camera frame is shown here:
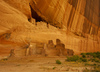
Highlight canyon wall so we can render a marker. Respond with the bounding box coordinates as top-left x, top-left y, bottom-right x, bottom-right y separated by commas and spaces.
30, 0, 100, 37
0, 0, 100, 58
30, 0, 100, 54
